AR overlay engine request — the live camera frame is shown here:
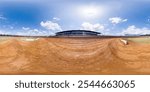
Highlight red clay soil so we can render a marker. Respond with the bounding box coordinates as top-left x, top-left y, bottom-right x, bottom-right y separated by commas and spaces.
0, 37, 150, 74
